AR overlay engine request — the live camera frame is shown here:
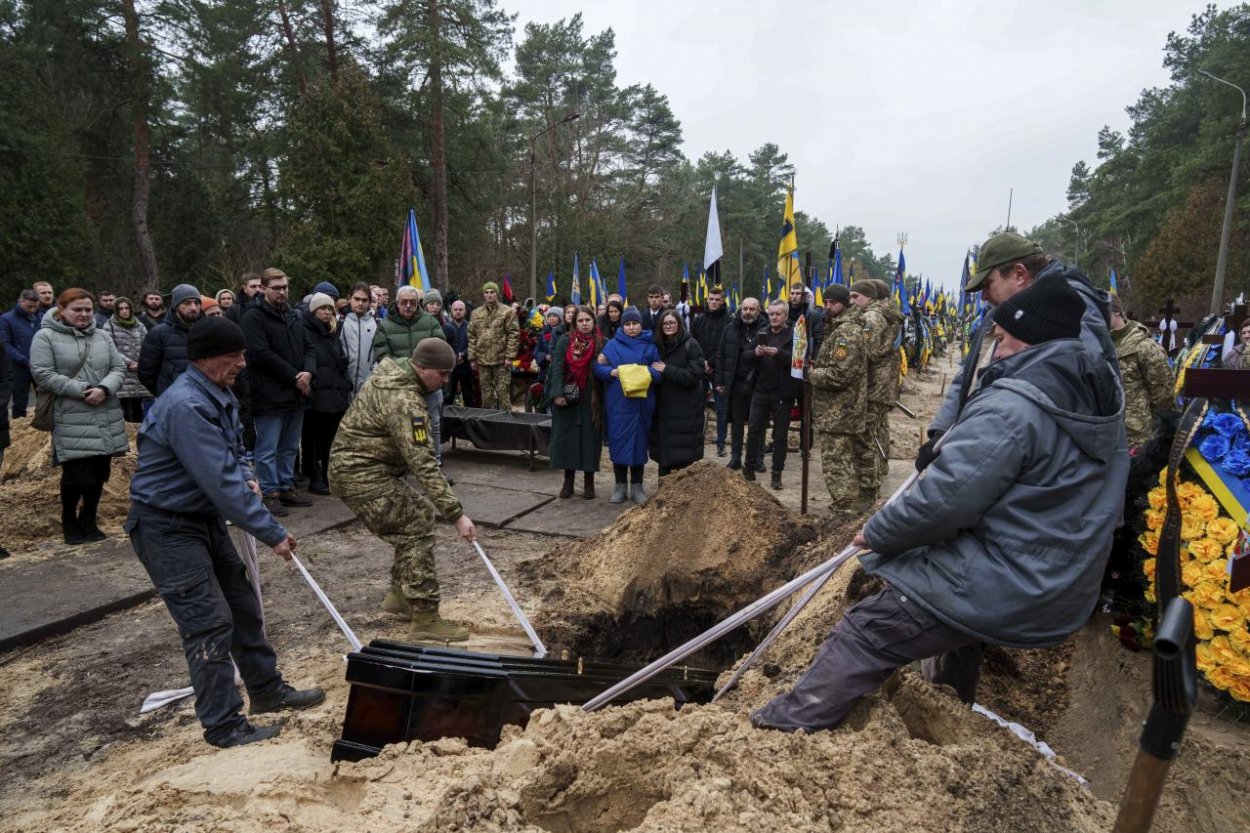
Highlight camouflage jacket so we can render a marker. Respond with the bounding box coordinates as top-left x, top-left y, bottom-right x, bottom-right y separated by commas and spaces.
468, 301, 520, 366
329, 356, 463, 520
1113, 320, 1174, 449
875, 299, 905, 402
810, 305, 866, 434
861, 302, 894, 404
